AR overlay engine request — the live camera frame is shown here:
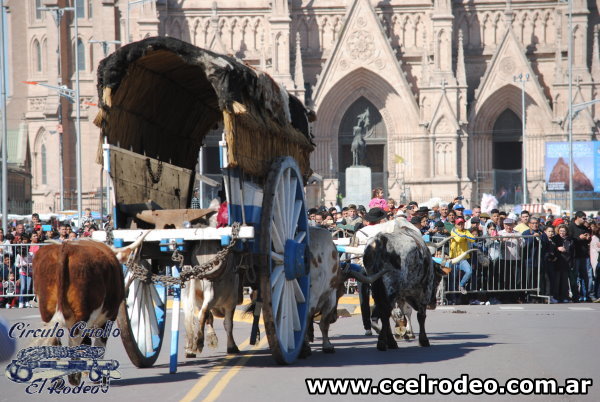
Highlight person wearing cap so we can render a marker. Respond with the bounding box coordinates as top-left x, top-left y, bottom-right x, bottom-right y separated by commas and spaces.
450, 217, 476, 294
568, 211, 591, 302
453, 203, 465, 218
479, 212, 491, 228
191, 188, 201, 209
498, 218, 523, 300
